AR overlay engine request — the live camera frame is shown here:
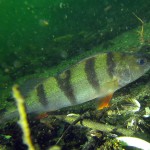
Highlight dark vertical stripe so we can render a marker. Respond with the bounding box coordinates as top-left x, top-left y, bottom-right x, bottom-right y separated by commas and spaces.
36, 84, 48, 107
85, 57, 100, 91
107, 52, 116, 77
55, 70, 77, 105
